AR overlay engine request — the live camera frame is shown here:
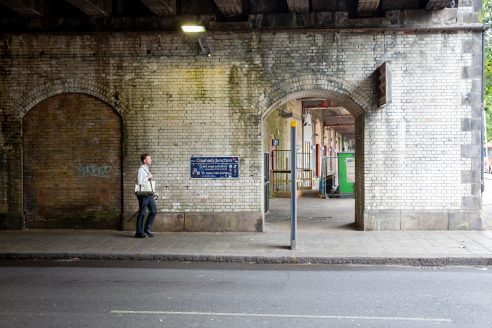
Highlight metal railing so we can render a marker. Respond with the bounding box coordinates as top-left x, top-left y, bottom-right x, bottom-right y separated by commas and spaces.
270, 169, 313, 195
269, 149, 313, 196
264, 152, 270, 212
320, 156, 338, 198
271, 150, 310, 171
322, 156, 337, 177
